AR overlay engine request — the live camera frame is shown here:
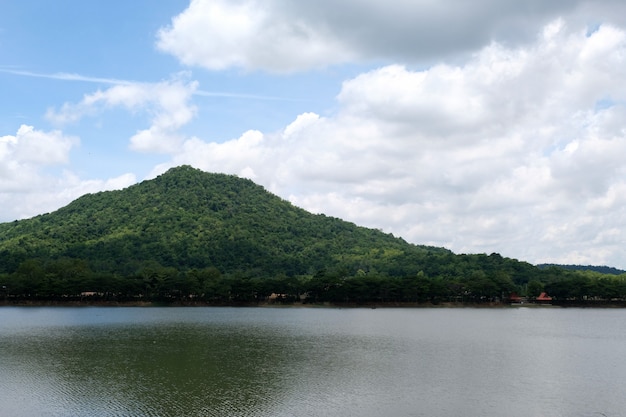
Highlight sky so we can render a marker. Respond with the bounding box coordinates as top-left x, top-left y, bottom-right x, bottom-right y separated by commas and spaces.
2, 0, 626, 268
